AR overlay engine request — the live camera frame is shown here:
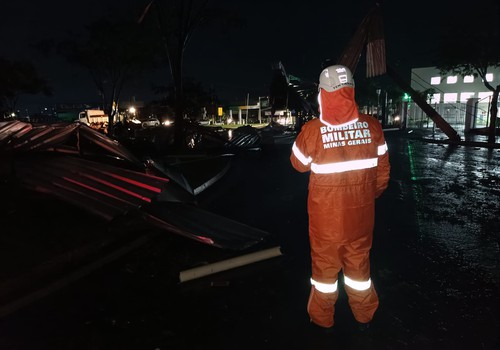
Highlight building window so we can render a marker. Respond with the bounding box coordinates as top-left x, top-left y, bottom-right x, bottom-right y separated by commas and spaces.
478, 92, 493, 100
463, 75, 474, 83
443, 93, 458, 102
430, 76, 441, 85
485, 73, 493, 82
460, 92, 475, 102
446, 76, 458, 84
